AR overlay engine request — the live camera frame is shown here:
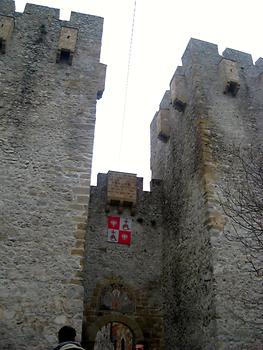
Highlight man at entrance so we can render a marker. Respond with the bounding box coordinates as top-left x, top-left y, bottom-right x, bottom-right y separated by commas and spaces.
53, 326, 85, 350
